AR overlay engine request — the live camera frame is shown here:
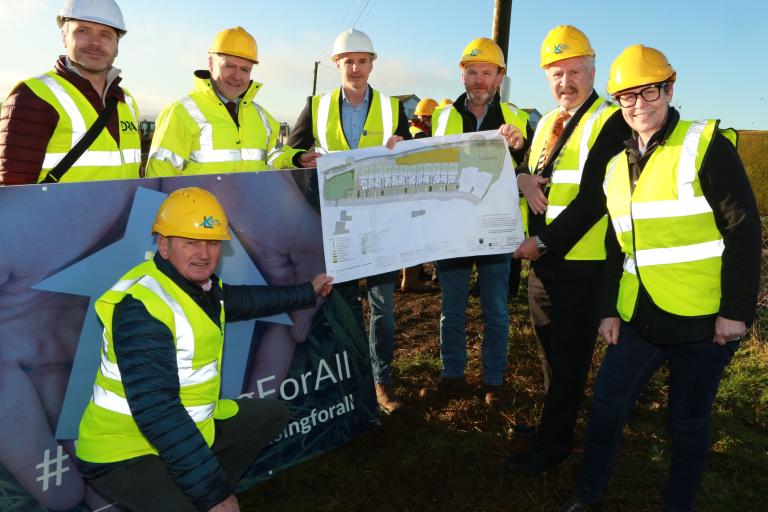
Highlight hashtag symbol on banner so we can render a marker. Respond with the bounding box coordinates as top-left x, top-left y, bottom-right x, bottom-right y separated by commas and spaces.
35, 446, 71, 492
